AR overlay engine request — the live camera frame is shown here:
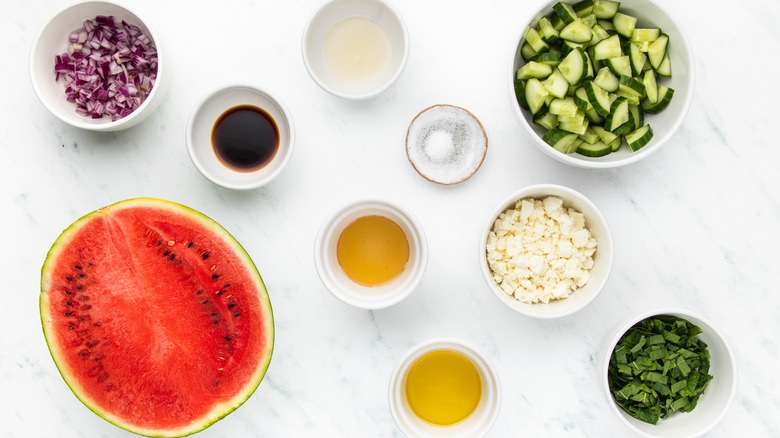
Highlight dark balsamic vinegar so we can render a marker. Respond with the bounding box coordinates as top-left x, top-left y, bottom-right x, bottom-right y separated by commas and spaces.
212, 105, 279, 172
